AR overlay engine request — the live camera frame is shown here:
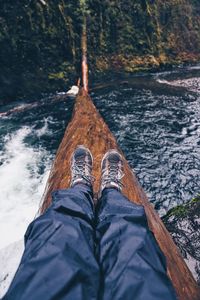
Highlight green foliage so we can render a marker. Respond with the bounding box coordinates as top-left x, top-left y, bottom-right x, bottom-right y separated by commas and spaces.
191, 194, 200, 203
162, 194, 200, 283
163, 194, 200, 220
167, 205, 188, 218
0, 0, 200, 101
